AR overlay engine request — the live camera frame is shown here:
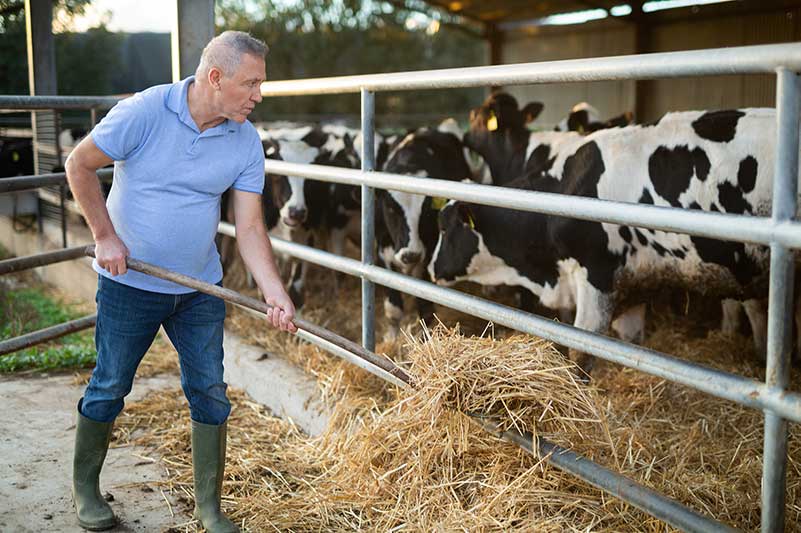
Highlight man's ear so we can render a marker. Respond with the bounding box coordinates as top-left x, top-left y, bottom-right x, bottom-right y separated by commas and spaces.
208, 67, 223, 90
521, 102, 544, 125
